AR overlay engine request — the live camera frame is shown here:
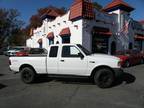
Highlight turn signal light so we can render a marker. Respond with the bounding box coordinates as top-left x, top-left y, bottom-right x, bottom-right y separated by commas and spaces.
118, 60, 122, 67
